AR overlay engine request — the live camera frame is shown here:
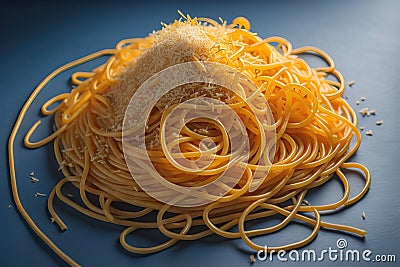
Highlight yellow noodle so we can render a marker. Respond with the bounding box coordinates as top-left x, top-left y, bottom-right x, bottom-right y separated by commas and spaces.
8, 15, 371, 266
